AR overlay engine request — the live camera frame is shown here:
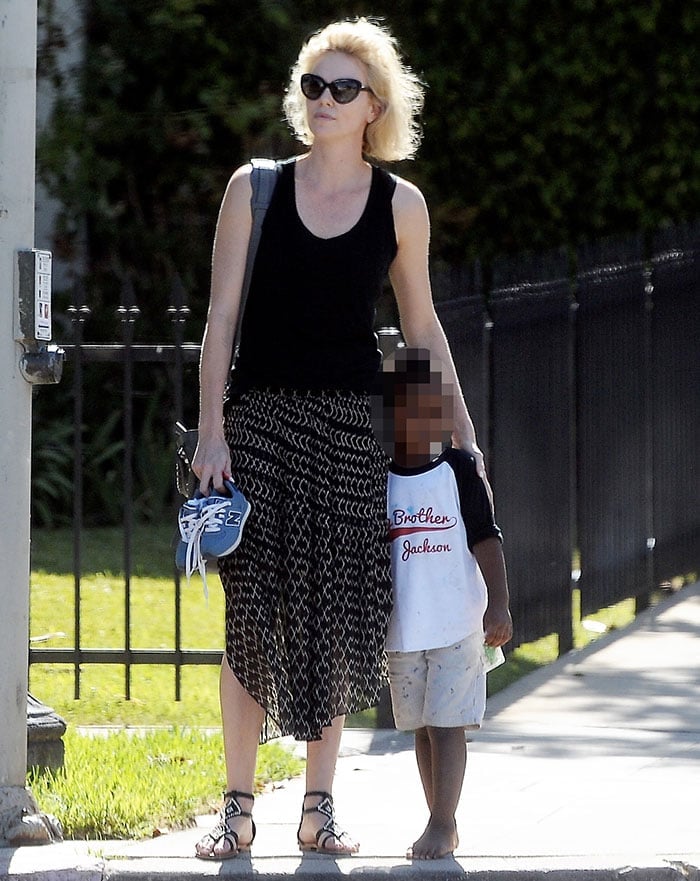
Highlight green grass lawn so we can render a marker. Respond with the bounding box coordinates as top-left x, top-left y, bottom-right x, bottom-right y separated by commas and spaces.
27, 523, 646, 839
30, 524, 225, 726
